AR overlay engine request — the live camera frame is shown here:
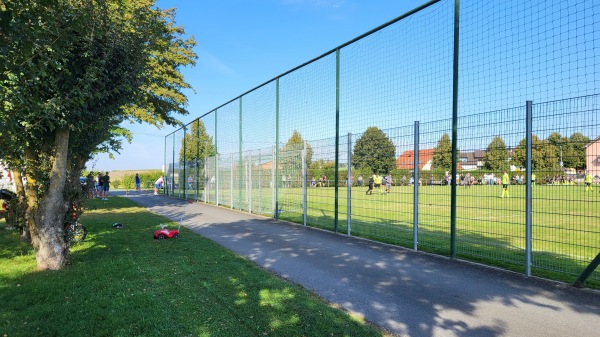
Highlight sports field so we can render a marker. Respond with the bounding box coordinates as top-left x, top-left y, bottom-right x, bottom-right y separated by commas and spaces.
176, 183, 600, 287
